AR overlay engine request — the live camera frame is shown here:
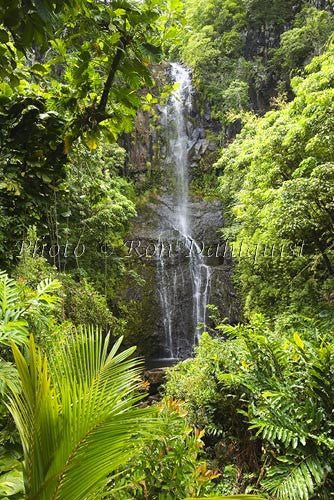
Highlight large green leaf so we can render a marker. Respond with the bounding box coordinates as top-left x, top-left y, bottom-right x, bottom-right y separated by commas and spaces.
0, 468, 24, 497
